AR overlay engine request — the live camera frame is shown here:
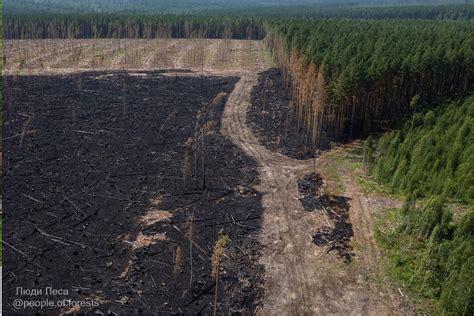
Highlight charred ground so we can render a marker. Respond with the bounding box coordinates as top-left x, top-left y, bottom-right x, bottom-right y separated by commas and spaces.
3, 72, 264, 314
297, 173, 354, 263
